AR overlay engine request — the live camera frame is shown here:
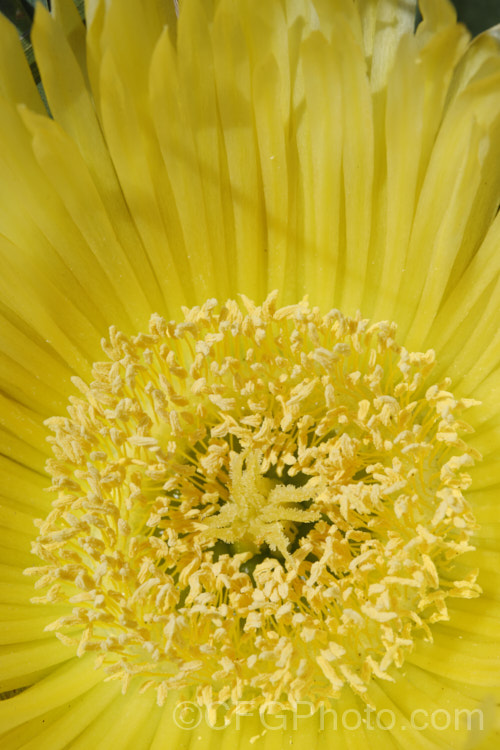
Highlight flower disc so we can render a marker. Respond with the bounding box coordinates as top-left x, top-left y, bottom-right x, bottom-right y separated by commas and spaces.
30, 294, 480, 712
